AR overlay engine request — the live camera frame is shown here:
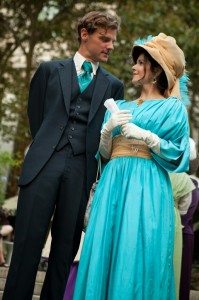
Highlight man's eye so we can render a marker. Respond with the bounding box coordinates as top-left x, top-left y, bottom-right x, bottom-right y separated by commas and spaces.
100, 37, 110, 42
